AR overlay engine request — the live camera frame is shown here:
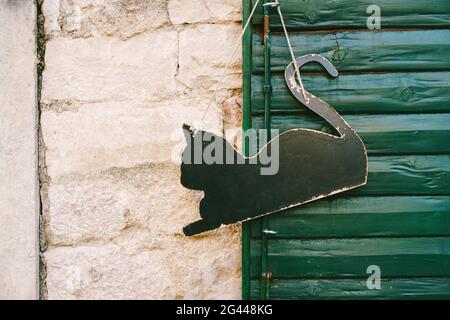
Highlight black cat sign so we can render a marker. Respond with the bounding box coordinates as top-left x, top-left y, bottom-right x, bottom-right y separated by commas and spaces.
181, 55, 368, 237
